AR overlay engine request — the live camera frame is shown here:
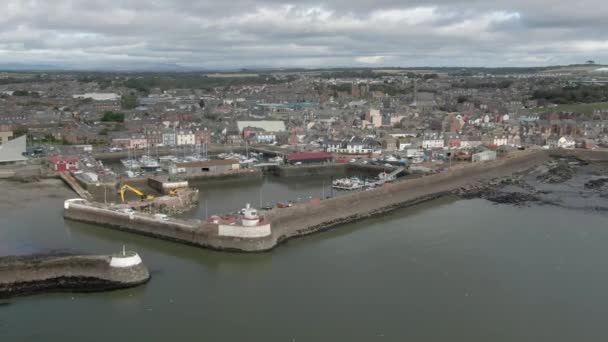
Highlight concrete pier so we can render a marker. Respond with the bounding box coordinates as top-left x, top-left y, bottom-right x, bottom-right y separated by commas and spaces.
0, 252, 150, 298
64, 150, 552, 252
